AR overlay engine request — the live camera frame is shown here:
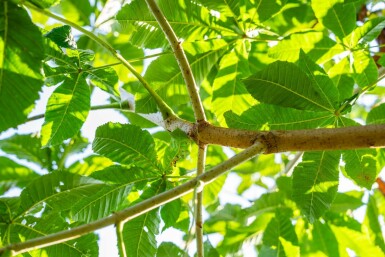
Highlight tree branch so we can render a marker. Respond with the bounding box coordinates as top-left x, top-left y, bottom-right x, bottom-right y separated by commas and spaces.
195, 123, 385, 152
144, 0, 207, 122
23, 1, 176, 120
0, 142, 265, 255
195, 144, 207, 257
